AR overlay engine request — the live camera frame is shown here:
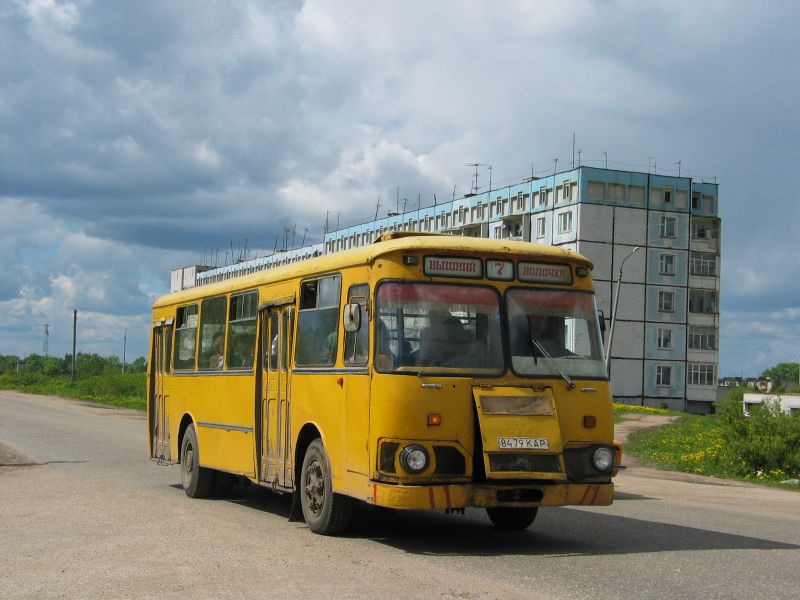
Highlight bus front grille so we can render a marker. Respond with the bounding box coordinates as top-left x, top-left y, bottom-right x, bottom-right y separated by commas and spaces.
487, 453, 561, 473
